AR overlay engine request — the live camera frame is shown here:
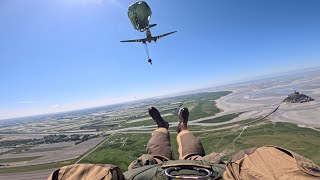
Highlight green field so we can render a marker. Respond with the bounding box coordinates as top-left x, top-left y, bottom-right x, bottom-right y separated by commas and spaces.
121, 91, 232, 129
188, 100, 219, 120
120, 115, 179, 128
199, 113, 241, 123
187, 118, 257, 132
79, 121, 320, 172
168, 91, 232, 104
79, 134, 149, 171
182, 101, 198, 111
197, 122, 320, 162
